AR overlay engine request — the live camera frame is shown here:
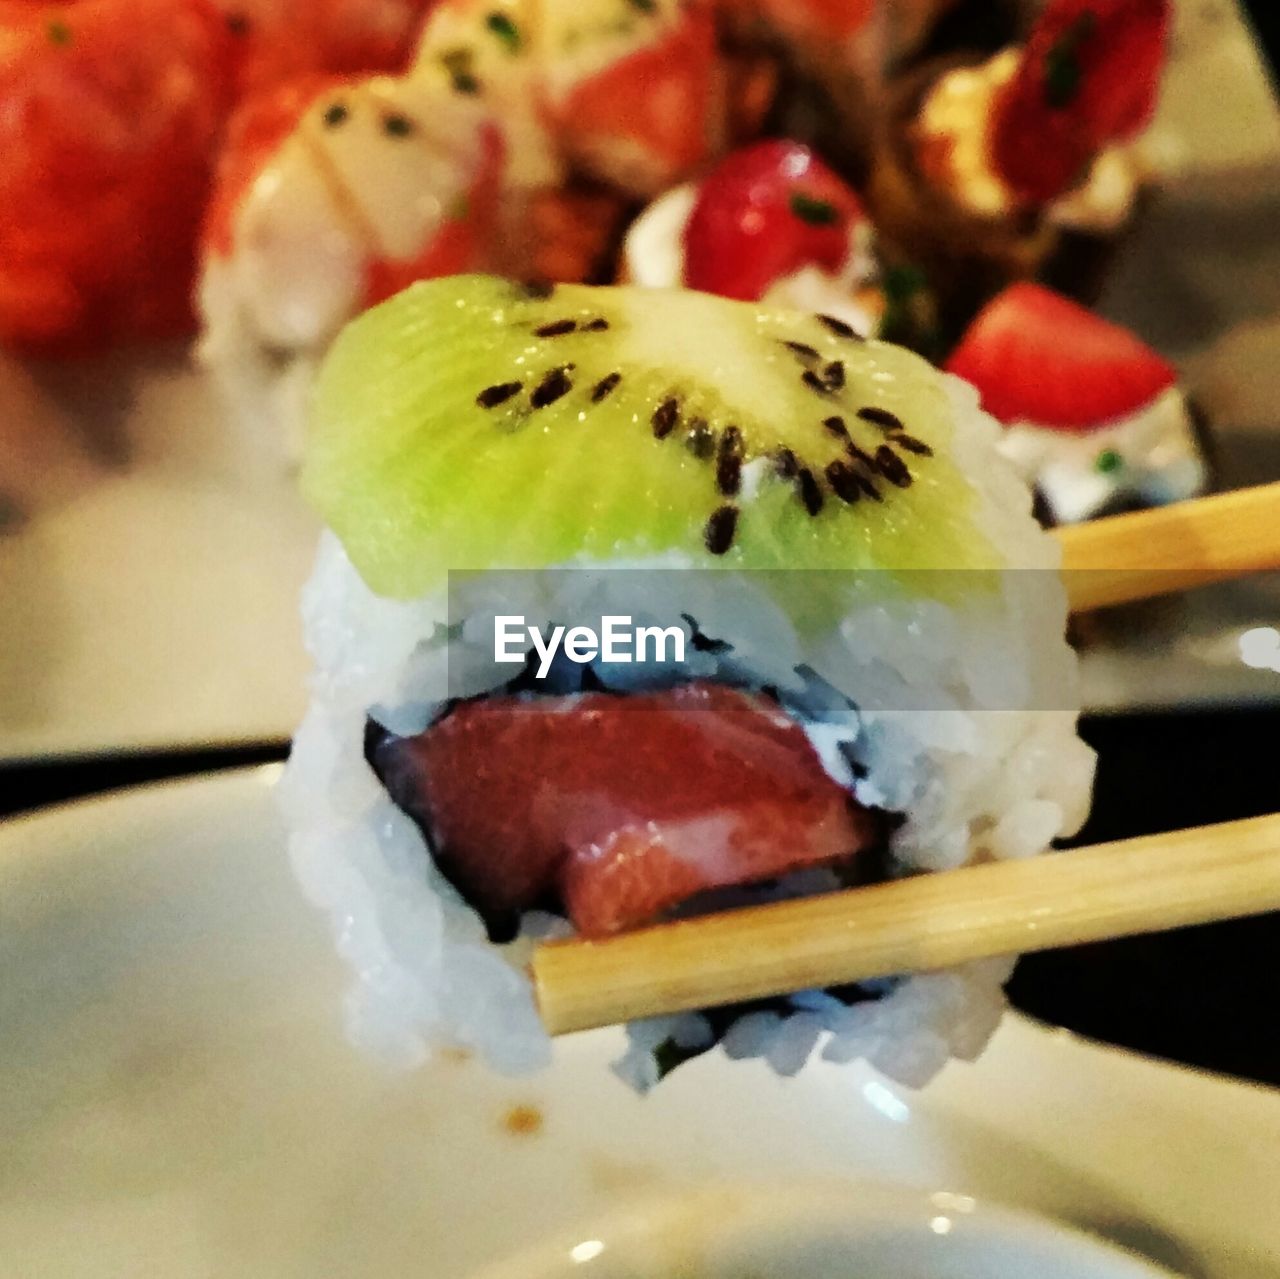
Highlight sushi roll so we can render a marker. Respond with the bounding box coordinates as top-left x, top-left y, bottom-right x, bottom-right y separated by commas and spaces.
280, 274, 1094, 1090
947, 284, 1208, 525
196, 67, 560, 447
198, 0, 735, 444
867, 0, 1168, 330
